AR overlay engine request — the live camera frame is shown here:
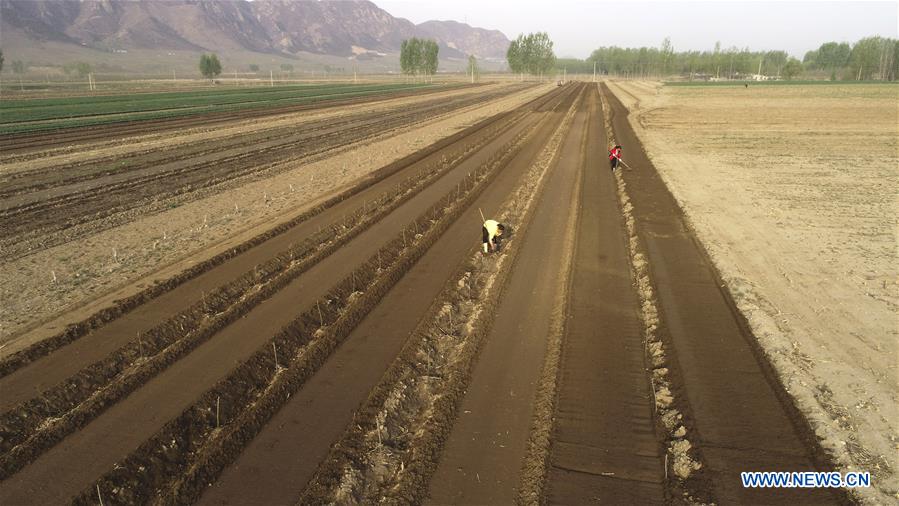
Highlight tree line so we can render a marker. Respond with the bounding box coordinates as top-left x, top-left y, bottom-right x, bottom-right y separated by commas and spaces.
803, 37, 897, 81
585, 36, 898, 81
400, 38, 439, 80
